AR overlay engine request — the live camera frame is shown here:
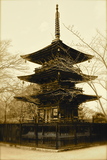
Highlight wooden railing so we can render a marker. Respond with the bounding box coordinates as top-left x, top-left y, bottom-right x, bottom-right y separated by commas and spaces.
0, 122, 107, 149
